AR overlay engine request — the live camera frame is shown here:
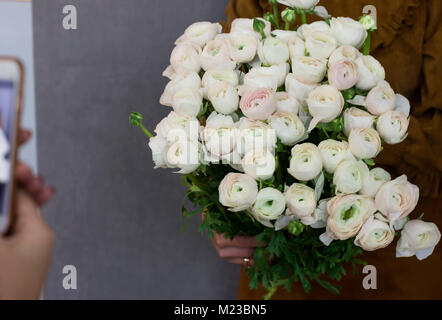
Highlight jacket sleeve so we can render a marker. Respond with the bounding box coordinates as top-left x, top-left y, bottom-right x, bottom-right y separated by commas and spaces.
397, 0, 442, 198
